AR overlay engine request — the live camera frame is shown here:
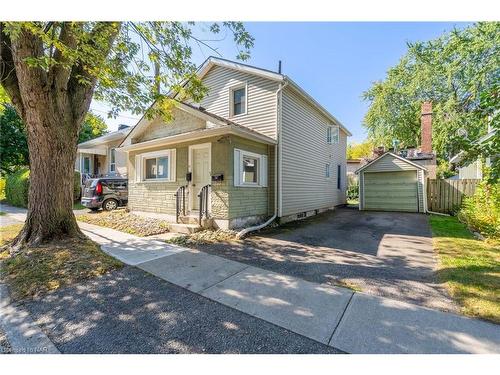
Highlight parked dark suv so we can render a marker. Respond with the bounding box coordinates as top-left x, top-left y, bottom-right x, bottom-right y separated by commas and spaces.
81, 177, 128, 211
